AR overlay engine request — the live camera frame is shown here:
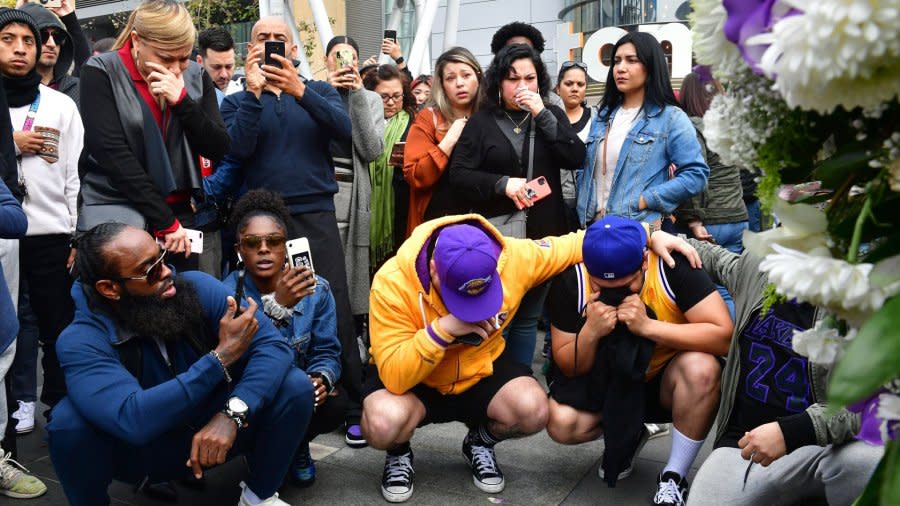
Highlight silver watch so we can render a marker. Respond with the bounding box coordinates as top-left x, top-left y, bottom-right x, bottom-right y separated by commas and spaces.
224, 396, 248, 428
